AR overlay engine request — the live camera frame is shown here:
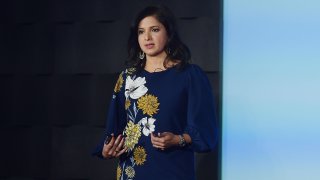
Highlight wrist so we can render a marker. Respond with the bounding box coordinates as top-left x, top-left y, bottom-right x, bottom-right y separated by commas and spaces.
178, 134, 187, 147
174, 135, 180, 146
